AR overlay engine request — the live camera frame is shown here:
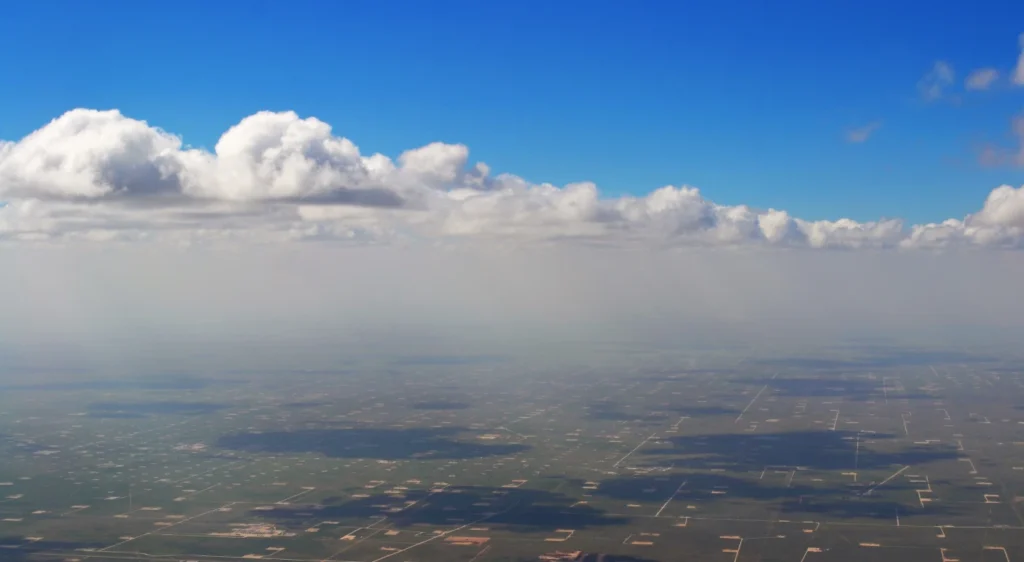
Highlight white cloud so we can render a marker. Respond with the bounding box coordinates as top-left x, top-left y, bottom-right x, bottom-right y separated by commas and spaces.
918, 61, 955, 101
4, 109, 1024, 358
1014, 33, 1024, 86
845, 121, 881, 143
181, 110, 376, 202
0, 109, 185, 200
903, 184, 1024, 249
979, 115, 1024, 168
0, 108, 1021, 250
971, 184, 1024, 229
965, 67, 999, 90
